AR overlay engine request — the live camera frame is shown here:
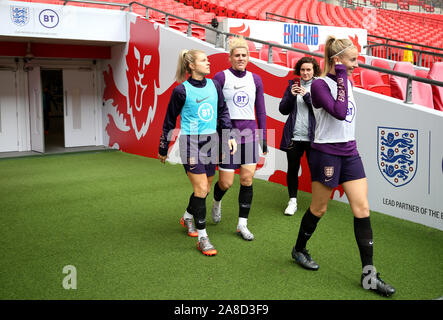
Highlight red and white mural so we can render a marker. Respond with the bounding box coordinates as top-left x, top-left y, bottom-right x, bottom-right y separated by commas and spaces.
103, 17, 171, 159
